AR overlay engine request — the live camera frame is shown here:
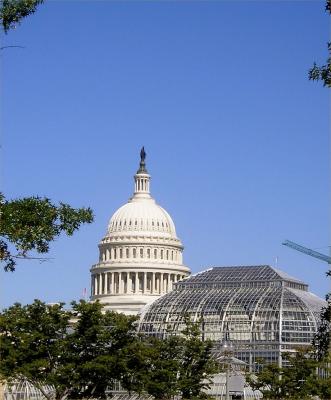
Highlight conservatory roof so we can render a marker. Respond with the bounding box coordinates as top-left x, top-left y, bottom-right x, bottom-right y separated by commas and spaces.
180, 265, 307, 290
